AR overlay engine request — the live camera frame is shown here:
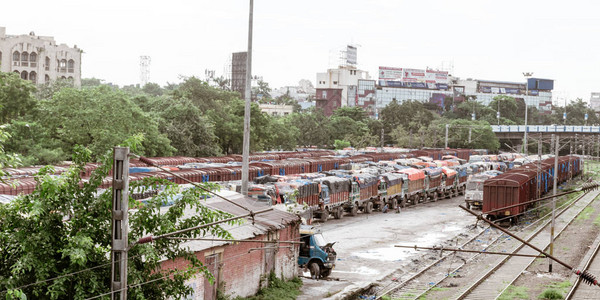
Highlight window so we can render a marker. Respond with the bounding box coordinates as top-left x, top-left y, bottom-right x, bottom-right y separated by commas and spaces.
29, 52, 37, 67
333, 81, 338, 85
59, 59, 67, 72
13, 51, 20, 66
322, 90, 327, 98
45, 57, 50, 71
29, 71, 36, 84
44, 74, 50, 84
60, 76, 66, 79
20, 71, 28, 80
68, 59, 74, 73
21, 52, 29, 67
